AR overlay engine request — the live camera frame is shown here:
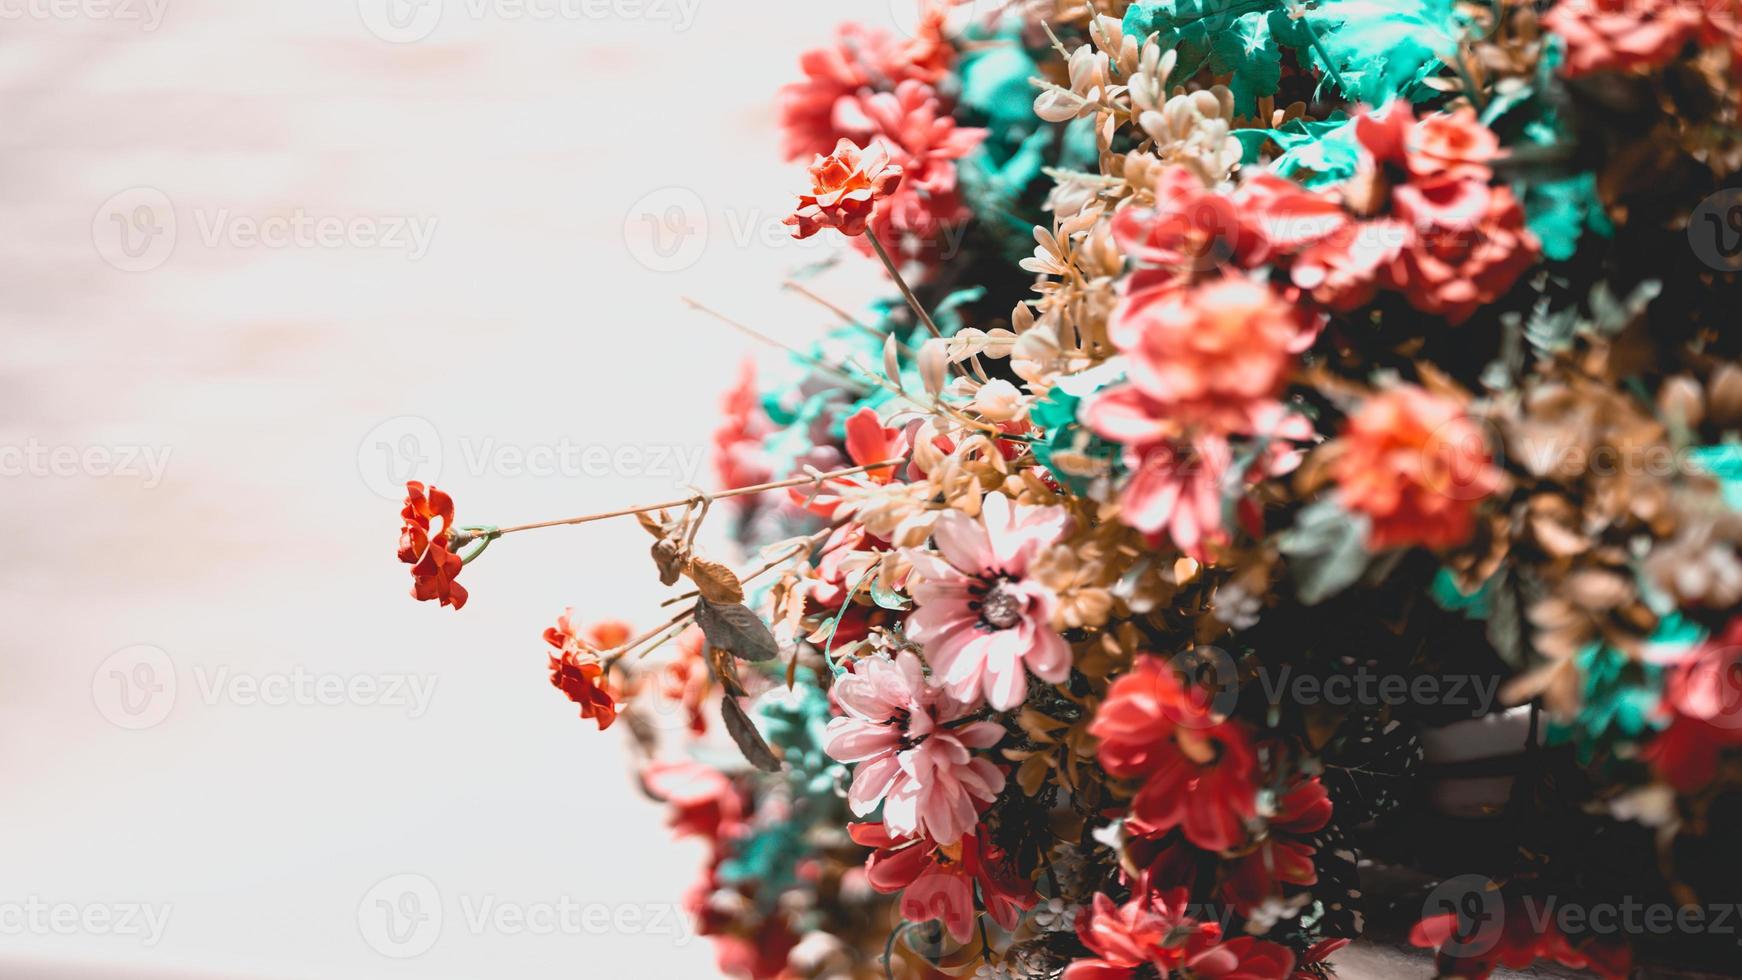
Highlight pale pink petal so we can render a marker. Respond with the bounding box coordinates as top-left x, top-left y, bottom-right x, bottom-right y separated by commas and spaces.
931, 508, 995, 575
847, 755, 902, 815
